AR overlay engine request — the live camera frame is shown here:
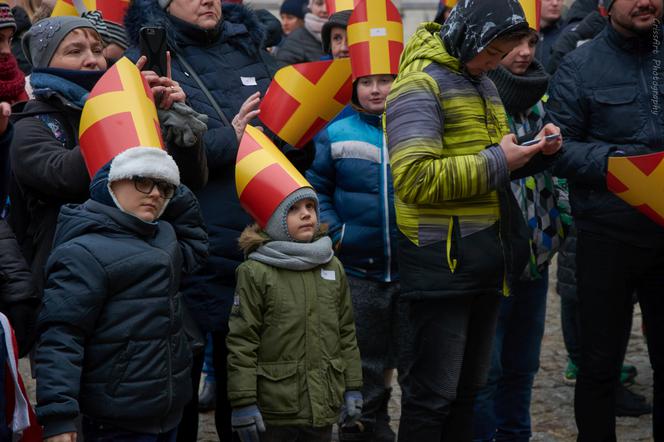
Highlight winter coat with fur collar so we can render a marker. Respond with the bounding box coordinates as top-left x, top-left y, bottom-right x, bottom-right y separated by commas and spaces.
227, 224, 362, 426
